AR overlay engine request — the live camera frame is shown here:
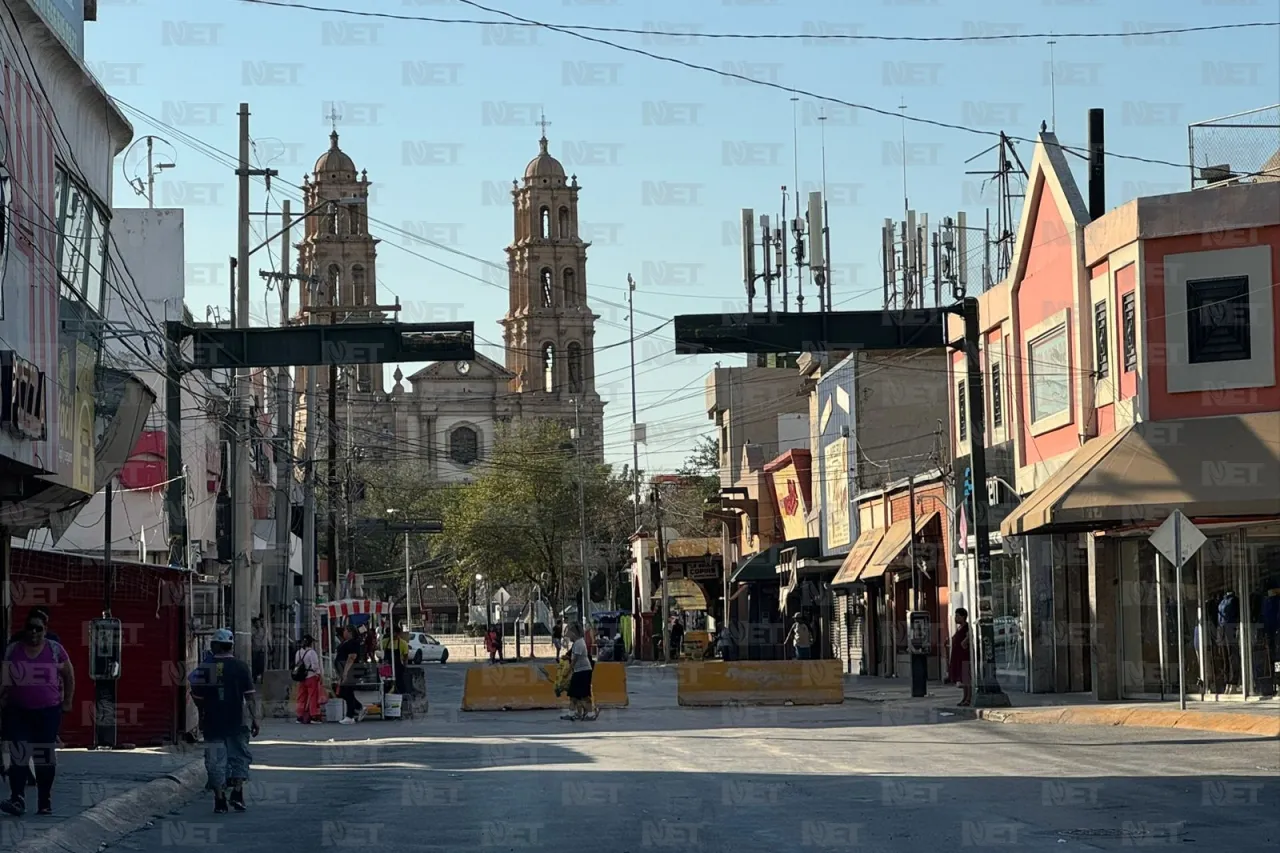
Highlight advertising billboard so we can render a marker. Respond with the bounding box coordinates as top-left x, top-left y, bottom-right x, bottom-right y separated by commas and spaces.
28, 0, 85, 59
